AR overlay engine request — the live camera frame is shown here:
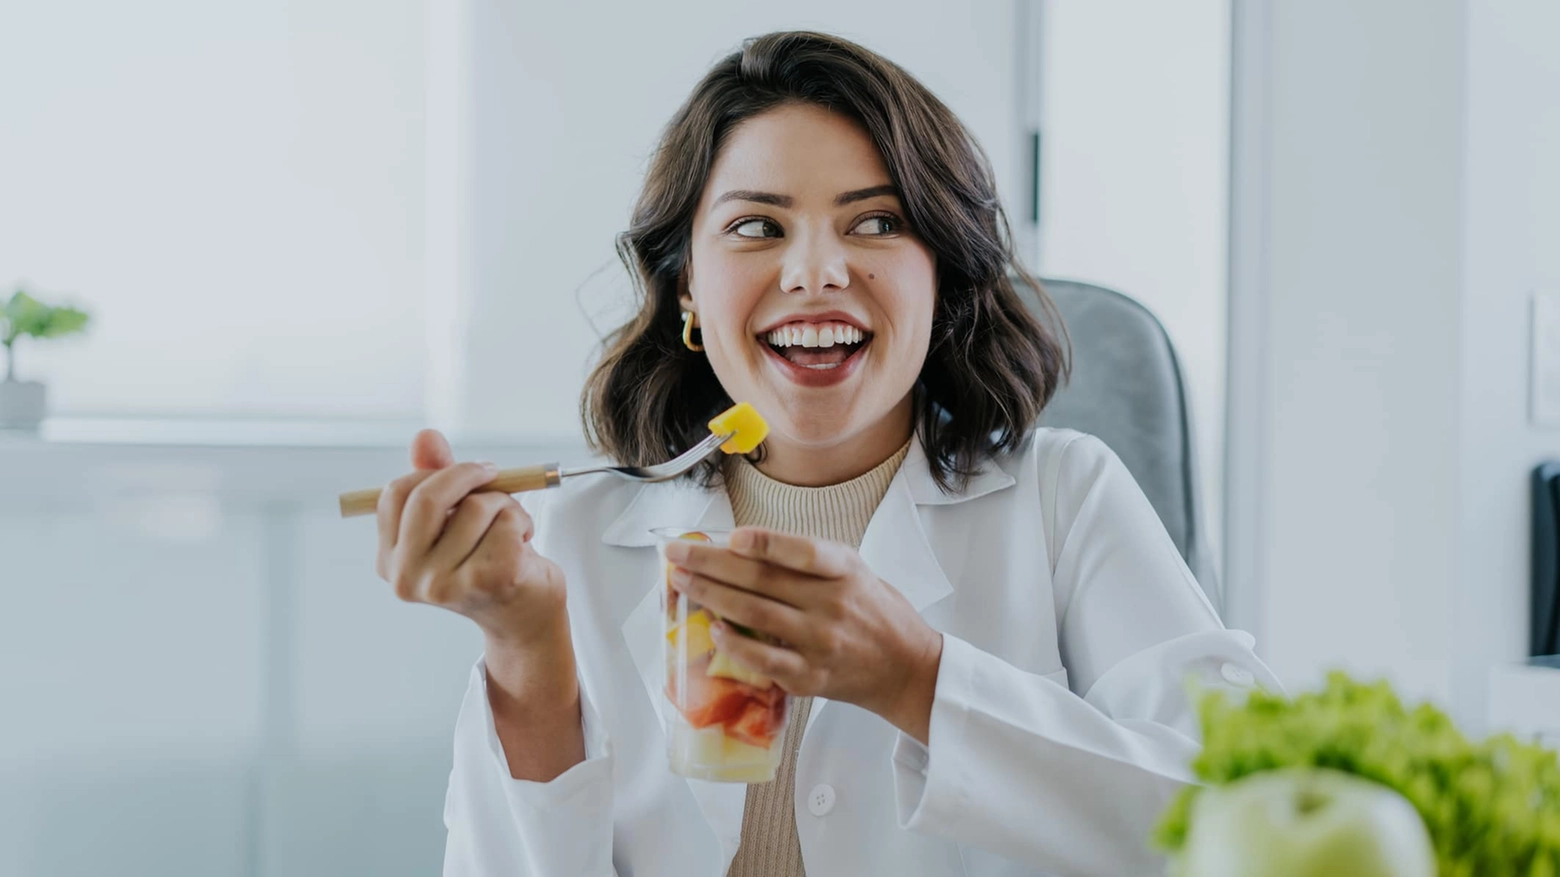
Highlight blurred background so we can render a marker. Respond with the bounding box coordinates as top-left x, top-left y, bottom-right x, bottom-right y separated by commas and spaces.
0, 0, 1554, 874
